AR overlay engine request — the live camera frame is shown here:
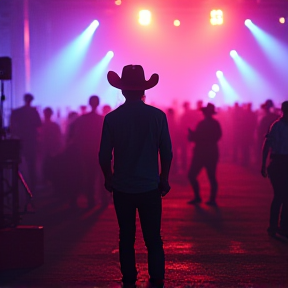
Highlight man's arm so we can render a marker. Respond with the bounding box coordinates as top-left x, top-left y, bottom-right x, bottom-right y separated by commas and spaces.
99, 118, 114, 192
261, 122, 277, 178
159, 115, 173, 196
261, 138, 270, 178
